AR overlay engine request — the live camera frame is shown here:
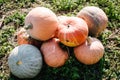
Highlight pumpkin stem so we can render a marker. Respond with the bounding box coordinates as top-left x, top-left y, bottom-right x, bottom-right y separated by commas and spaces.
67, 25, 70, 28
16, 61, 22, 65
23, 32, 30, 40
24, 23, 33, 30
87, 37, 92, 46
66, 46, 70, 57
